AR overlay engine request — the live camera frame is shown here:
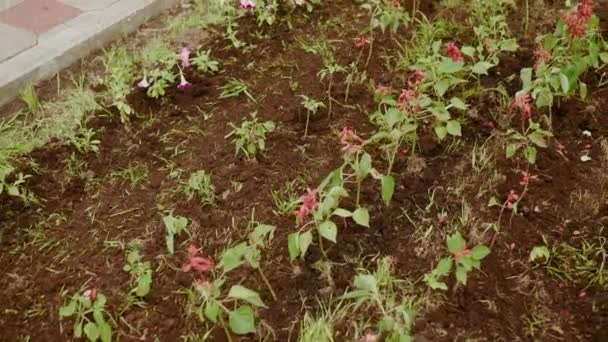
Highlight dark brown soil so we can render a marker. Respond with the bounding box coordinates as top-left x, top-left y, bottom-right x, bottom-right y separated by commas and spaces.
1, 1, 607, 341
